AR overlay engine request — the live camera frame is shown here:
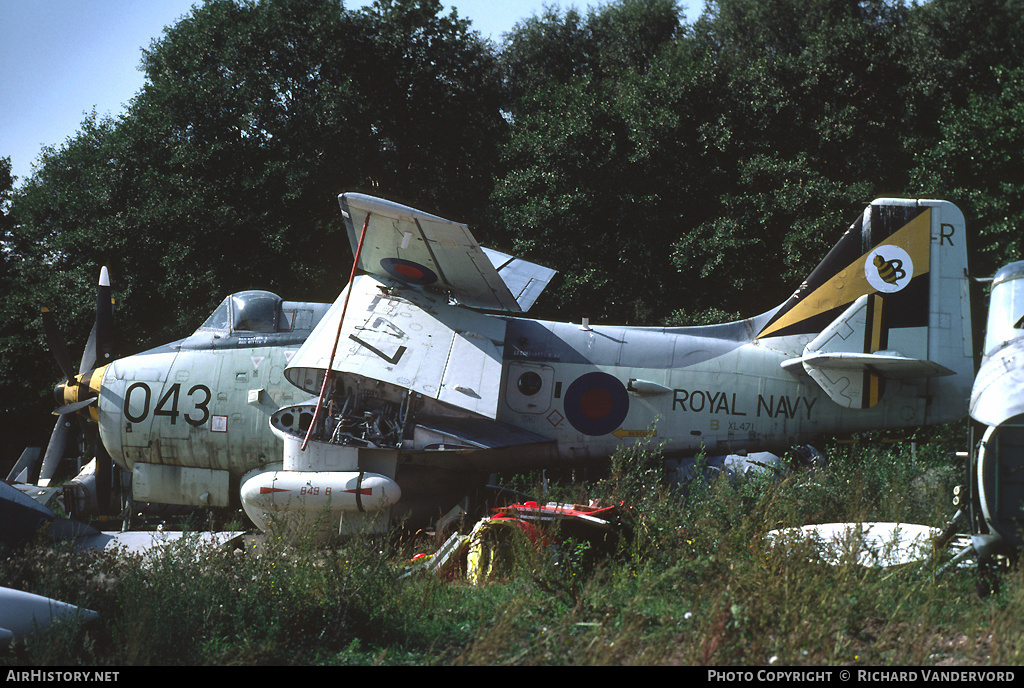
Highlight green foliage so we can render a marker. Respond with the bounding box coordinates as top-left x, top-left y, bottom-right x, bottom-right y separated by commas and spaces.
493, 0, 1024, 323
493, 0, 694, 324
9, 0, 501, 311
3, 436, 1022, 666
358, 0, 506, 216
0, 0, 506, 463
0, 530, 422, 665
666, 0, 917, 313
910, 65, 1024, 274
